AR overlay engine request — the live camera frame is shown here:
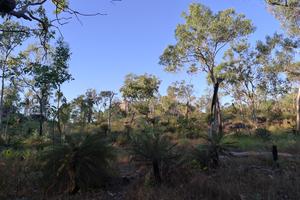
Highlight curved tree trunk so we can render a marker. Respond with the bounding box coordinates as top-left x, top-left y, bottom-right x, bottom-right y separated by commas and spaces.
209, 80, 222, 137
297, 87, 300, 134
